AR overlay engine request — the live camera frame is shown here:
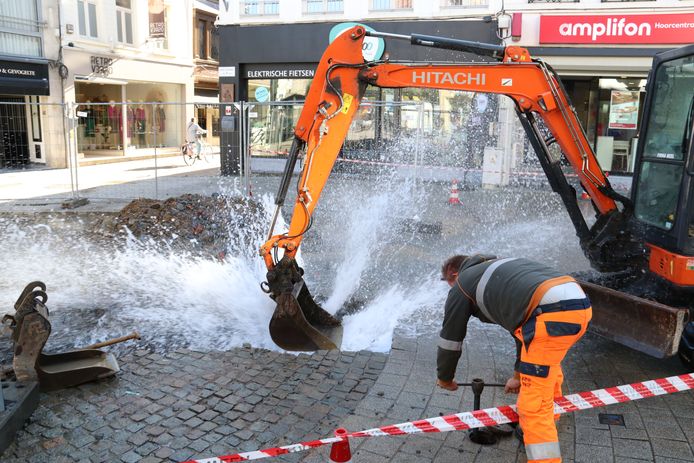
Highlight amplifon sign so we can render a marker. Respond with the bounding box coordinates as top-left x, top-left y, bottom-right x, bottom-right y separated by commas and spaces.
540, 13, 694, 44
